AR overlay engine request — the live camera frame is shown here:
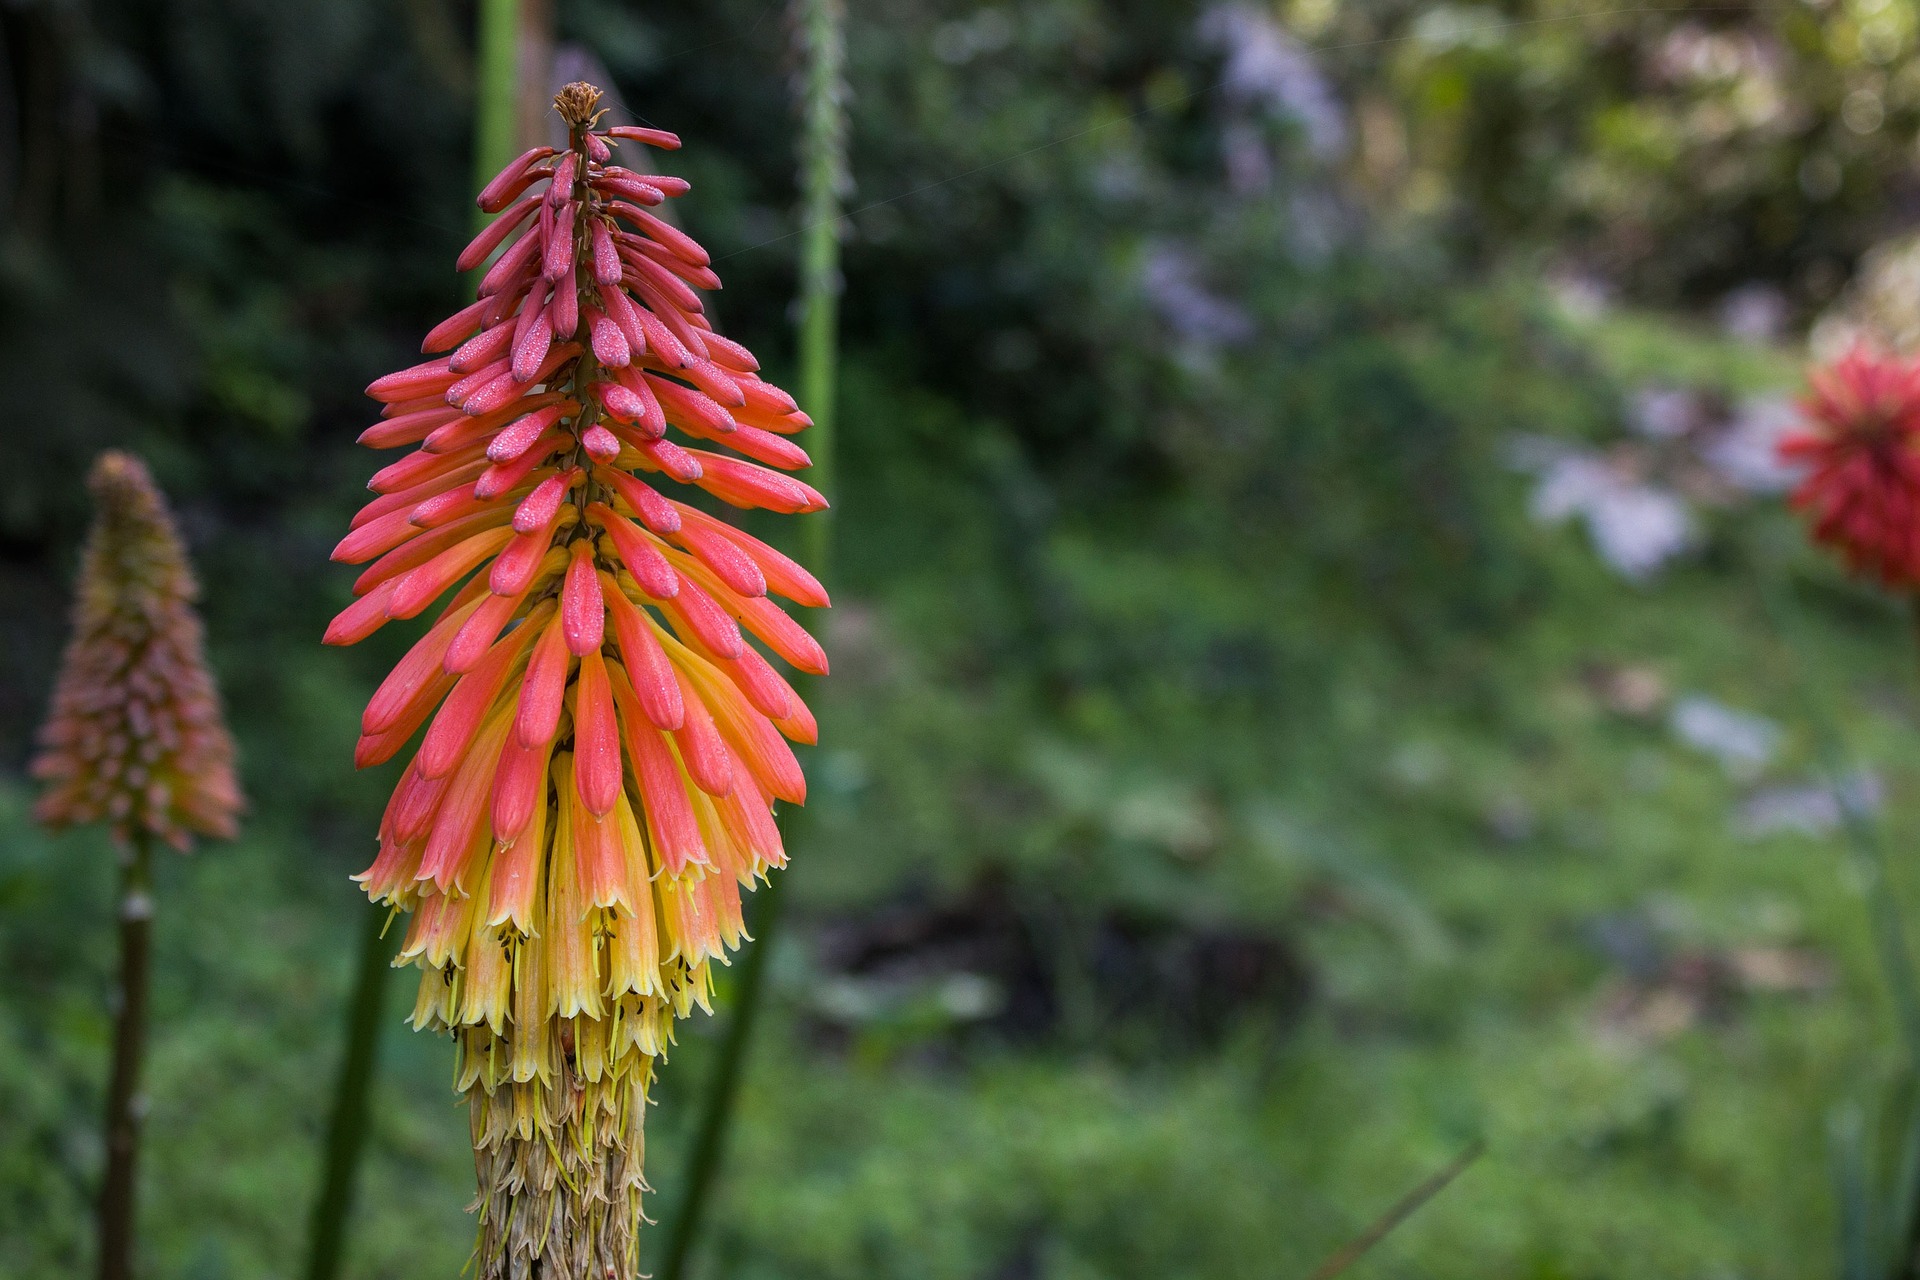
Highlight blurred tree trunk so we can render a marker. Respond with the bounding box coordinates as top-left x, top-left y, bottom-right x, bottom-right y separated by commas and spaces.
0, 14, 17, 226
516, 0, 555, 150
12, 1, 98, 237
16, 9, 59, 236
